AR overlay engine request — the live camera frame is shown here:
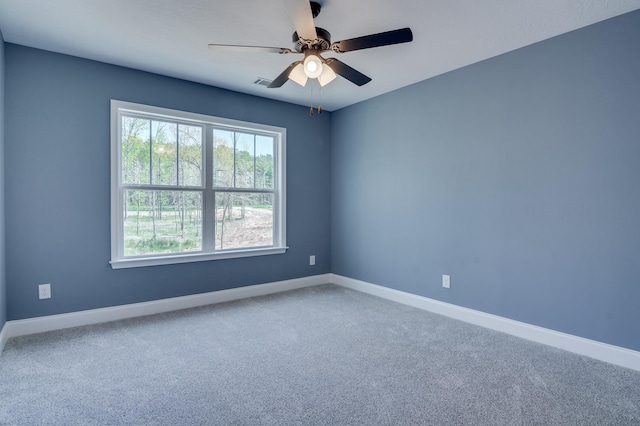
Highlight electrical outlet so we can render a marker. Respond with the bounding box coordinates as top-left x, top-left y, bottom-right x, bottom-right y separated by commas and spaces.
39, 283, 52, 299
309, 255, 316, 266
442, 275, 450, 289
